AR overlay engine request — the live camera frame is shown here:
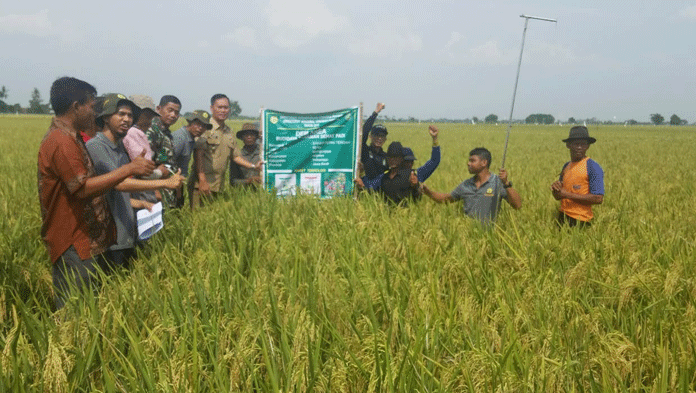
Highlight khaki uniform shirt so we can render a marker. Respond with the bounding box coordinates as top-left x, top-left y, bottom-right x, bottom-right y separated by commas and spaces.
194, 119, 239, 192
